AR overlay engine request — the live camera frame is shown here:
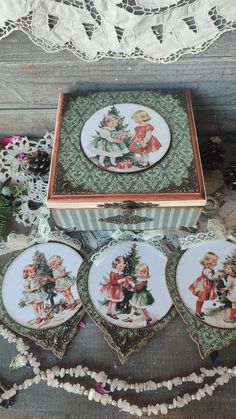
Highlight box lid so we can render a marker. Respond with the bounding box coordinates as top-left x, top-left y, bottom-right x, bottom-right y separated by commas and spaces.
47, 90, 206, 209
